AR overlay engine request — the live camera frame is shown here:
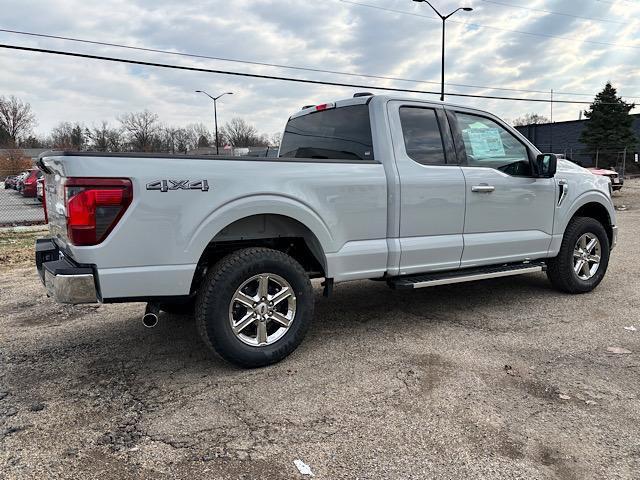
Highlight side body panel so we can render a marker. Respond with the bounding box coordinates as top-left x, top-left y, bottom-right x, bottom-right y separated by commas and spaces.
385, 100, 466, 275
460, 167, 556, 266
445, 107, 557, 267
547, 160, 616, 256
42, 155, 388, 297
